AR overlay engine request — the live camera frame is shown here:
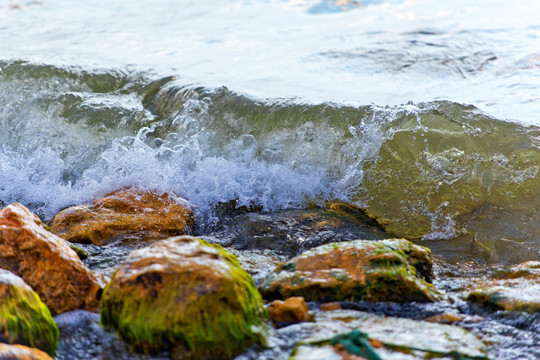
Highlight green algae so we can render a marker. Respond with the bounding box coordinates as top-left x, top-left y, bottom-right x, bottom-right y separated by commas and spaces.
67, 243, 89, 260
100, 237, 267, 359
0, 275, 59, 356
